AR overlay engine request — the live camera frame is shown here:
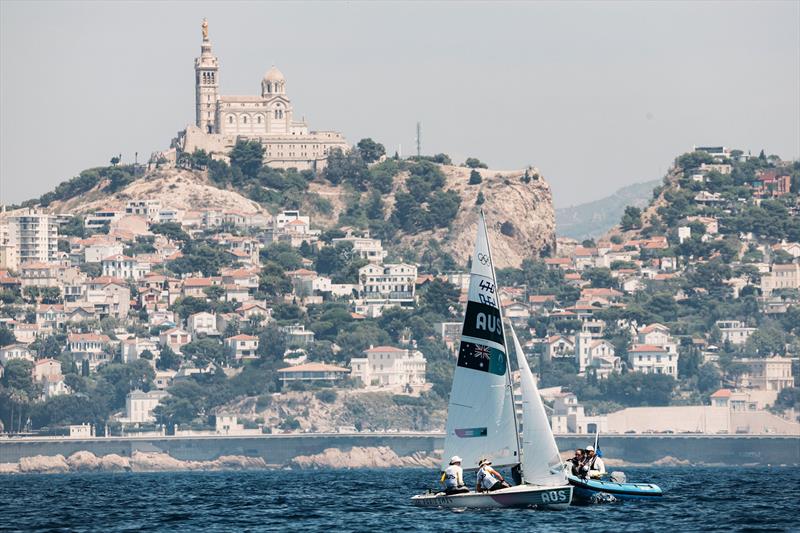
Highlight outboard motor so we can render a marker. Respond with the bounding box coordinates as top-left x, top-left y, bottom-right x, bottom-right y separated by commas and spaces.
610, 471, 627, 483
